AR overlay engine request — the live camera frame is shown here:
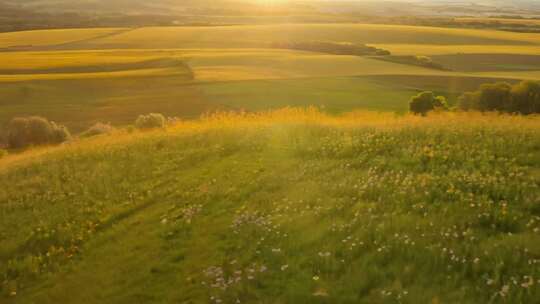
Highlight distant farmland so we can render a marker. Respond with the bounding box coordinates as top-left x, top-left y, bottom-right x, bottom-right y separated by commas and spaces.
0, 24, 539, 131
